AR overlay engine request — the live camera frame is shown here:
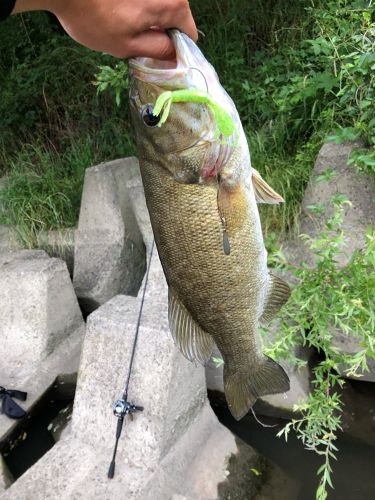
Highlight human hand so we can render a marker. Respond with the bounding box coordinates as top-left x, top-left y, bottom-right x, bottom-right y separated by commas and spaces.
13, 0, 197, 59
